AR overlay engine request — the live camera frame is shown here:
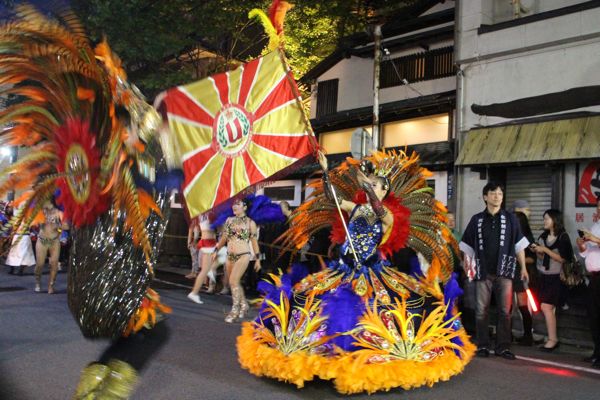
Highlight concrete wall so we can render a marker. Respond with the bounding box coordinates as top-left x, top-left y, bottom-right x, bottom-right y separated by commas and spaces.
309, 34, 455, 118
481, 0, 588, 25
456, 168, 487, 230
458, 1, 600, 131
